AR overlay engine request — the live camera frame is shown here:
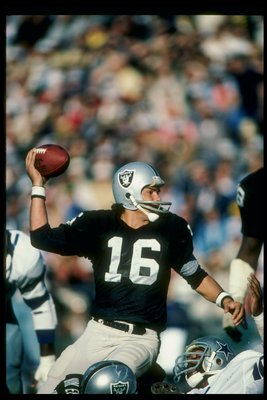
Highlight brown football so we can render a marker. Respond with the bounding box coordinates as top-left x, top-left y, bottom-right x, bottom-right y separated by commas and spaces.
34, 144, 70, 178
